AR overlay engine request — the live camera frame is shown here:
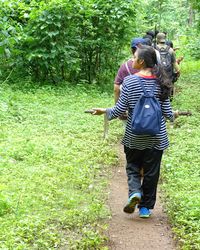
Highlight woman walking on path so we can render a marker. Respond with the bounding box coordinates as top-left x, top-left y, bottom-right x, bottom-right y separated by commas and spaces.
90, 45, 178, 218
